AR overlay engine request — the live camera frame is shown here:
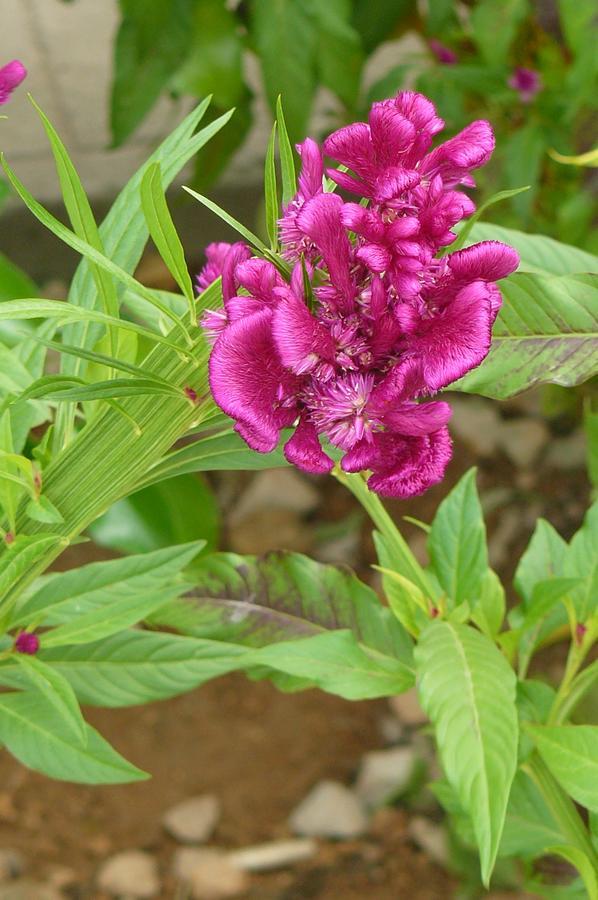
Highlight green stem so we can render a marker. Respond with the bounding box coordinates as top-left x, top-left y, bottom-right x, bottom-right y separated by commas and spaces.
525, 754, 598, 871
332, 467, 434, 597
0, 323, 213, 610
